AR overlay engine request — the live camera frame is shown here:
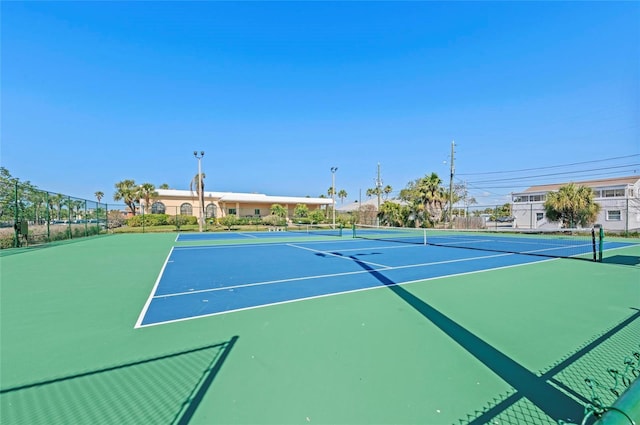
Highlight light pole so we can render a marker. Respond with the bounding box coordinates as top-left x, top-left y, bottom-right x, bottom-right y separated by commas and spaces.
194, 151, 205, 233
331, 167, 338, 228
